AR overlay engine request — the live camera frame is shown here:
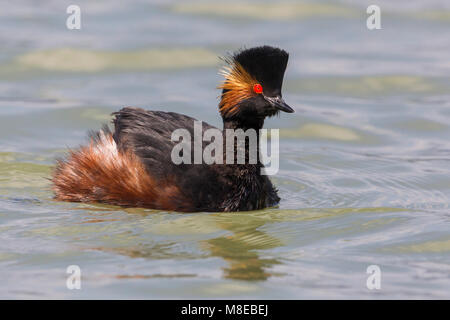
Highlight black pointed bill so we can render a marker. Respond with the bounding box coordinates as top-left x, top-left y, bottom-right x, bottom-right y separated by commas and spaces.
264, 95, 294, 113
